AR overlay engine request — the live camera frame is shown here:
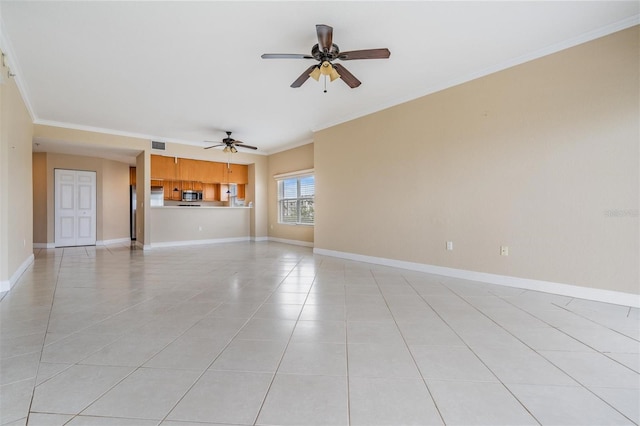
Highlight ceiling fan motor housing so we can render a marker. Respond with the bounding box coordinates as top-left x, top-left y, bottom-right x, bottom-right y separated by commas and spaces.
312, 43, 340, 62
